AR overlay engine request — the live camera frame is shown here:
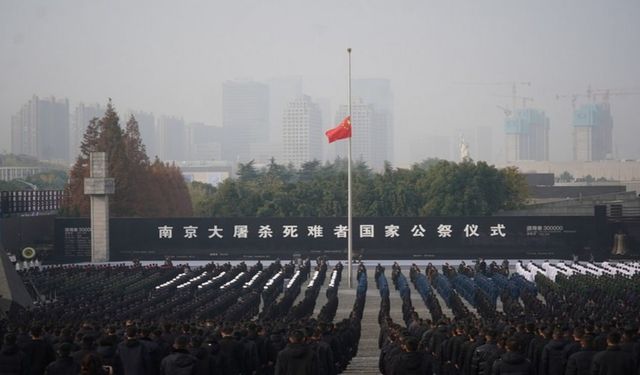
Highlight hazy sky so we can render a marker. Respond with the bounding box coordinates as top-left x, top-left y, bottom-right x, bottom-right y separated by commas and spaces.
1, 0, 639, 165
